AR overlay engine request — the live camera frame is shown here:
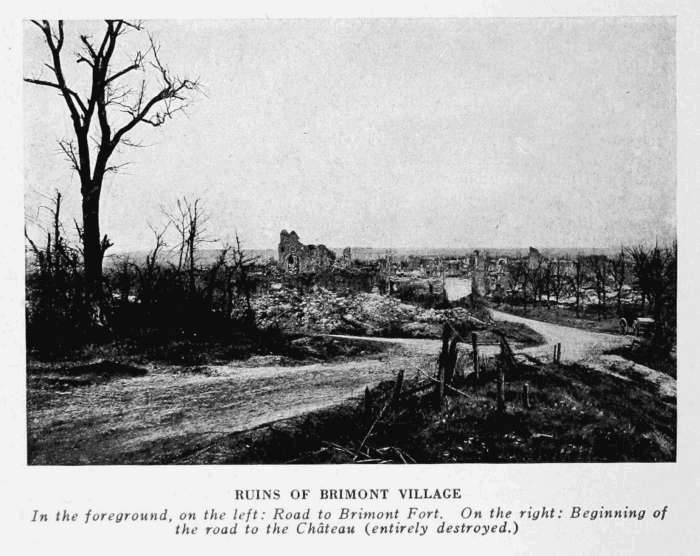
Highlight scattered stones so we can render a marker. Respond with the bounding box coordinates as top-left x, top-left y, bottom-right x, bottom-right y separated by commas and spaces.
253, 284, 478, 337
